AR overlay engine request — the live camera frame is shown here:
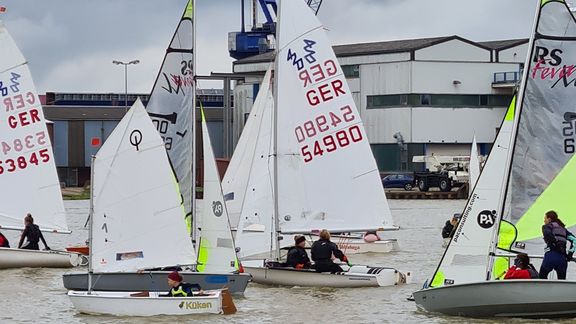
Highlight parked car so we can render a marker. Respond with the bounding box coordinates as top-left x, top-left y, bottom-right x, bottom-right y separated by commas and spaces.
382, 174, 414, 191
